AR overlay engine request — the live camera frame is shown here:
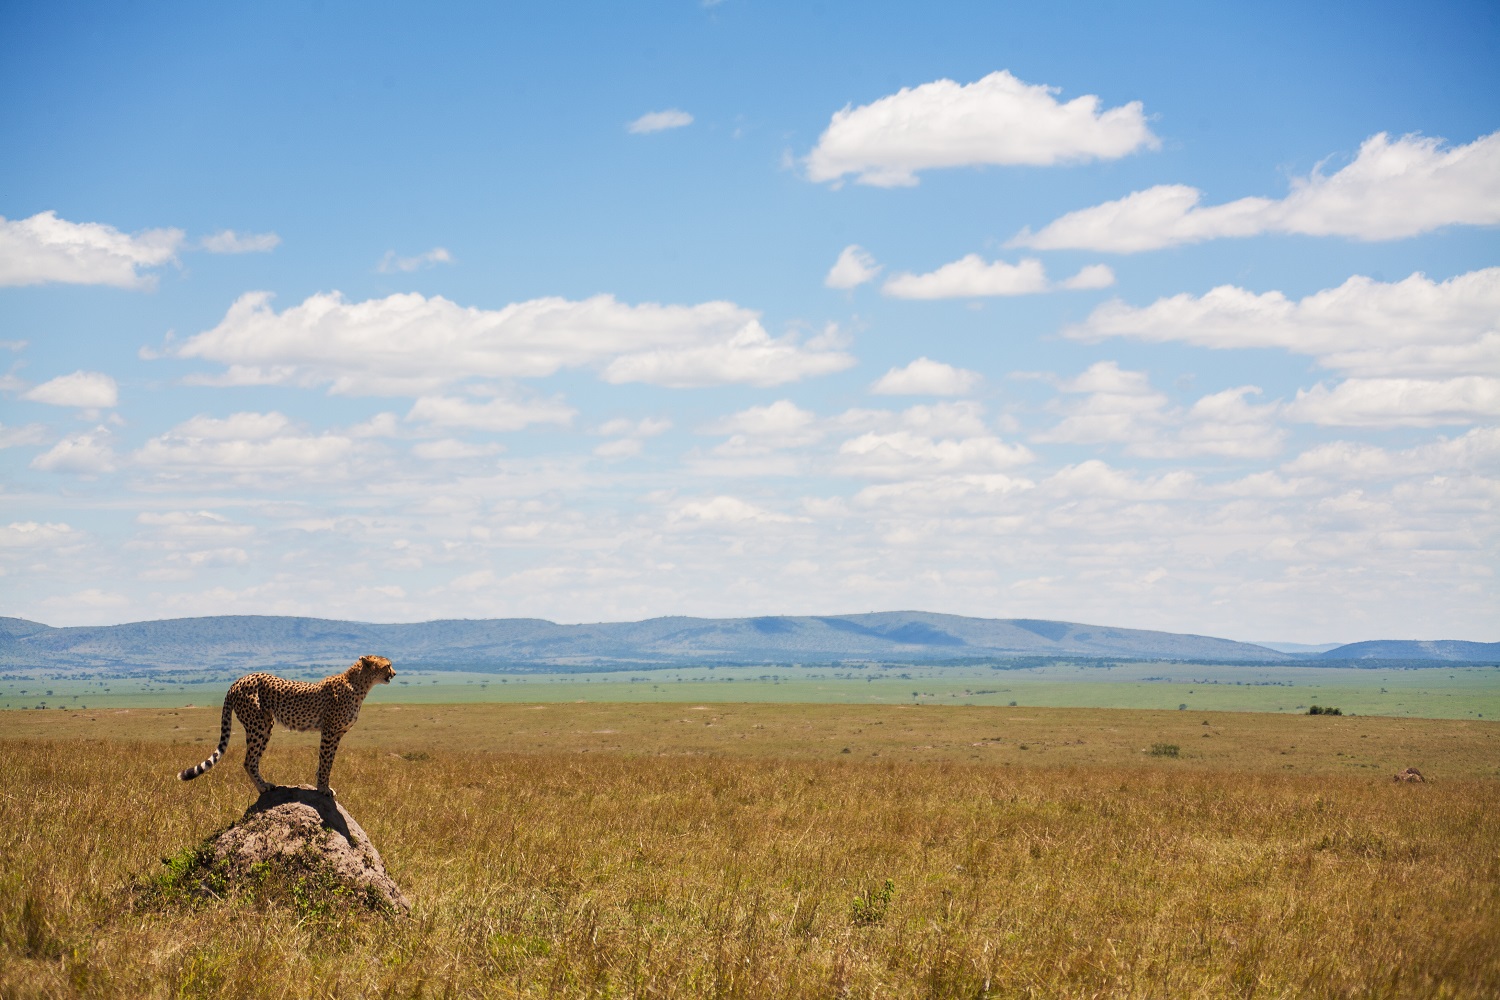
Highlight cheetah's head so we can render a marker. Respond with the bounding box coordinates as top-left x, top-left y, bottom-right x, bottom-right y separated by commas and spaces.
356, 654, 396, 684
